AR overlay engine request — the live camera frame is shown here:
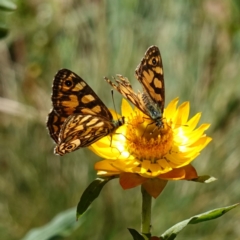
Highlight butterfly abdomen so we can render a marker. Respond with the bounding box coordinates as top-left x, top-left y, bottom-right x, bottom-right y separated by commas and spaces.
142, 92, 162, 119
